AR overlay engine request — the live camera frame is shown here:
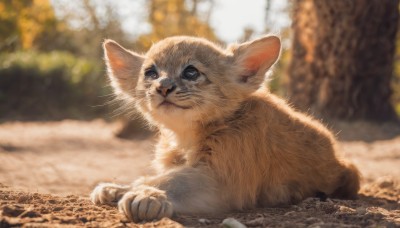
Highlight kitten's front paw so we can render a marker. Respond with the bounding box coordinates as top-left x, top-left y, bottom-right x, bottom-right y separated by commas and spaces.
118, 186, 173, 222
90, 183, 130, 206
